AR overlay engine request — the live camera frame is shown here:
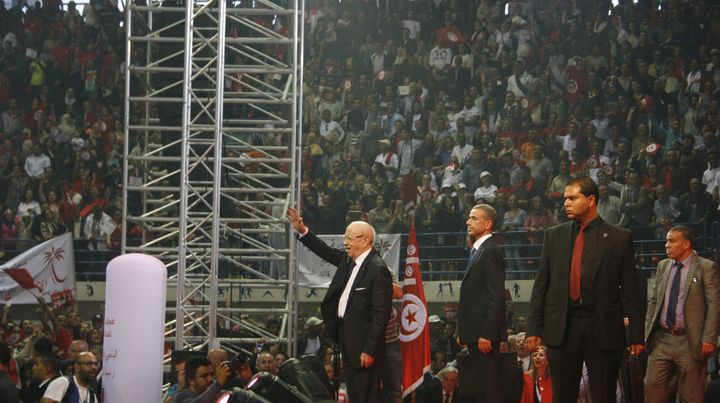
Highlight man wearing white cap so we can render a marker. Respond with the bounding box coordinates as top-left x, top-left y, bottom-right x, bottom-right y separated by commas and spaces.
297, 317, 324, 356
474, 171, 497, 204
